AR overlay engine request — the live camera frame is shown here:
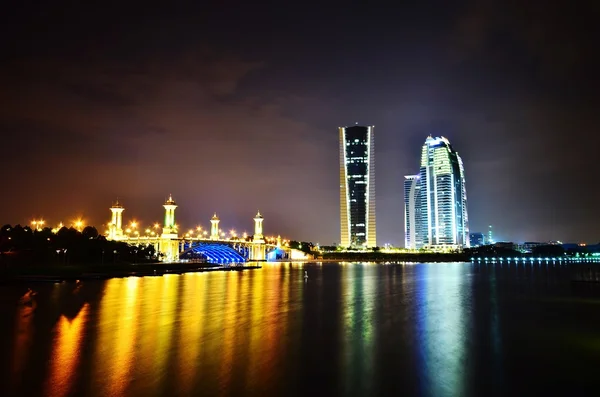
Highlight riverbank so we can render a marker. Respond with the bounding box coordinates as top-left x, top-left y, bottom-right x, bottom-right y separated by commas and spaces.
319, 252, 469, 262
0, 261, 261, 283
